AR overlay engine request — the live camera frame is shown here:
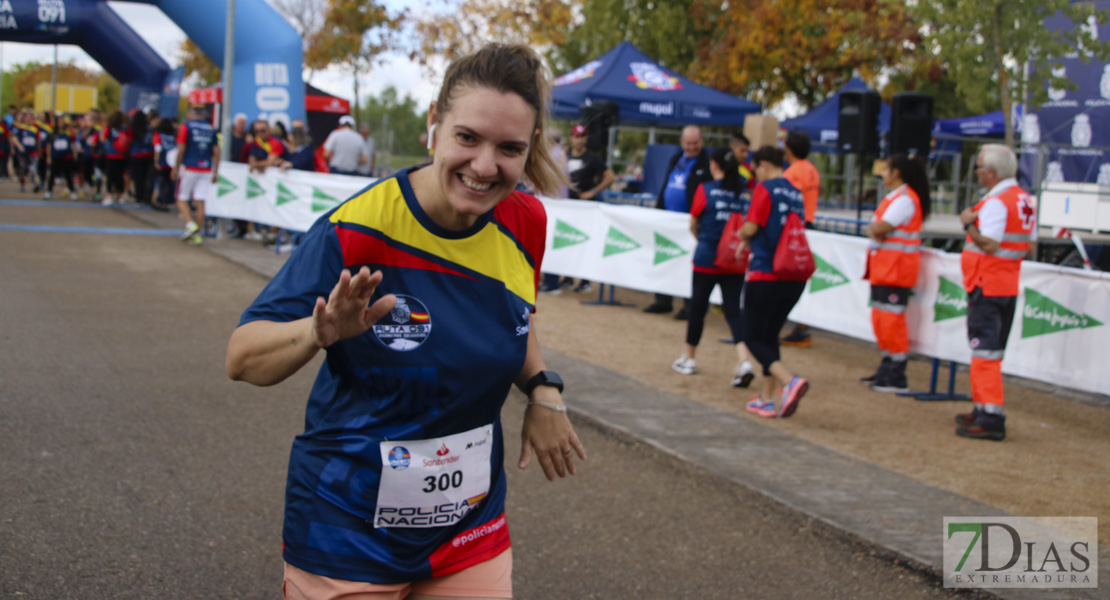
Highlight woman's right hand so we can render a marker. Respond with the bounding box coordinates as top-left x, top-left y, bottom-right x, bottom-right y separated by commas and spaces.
312, 266, 397, 349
